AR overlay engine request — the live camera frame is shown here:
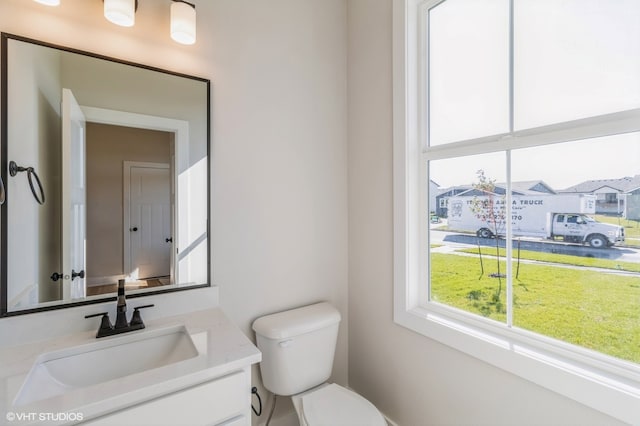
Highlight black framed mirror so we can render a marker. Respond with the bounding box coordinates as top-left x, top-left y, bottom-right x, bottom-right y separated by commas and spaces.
1, 33, 210, 316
